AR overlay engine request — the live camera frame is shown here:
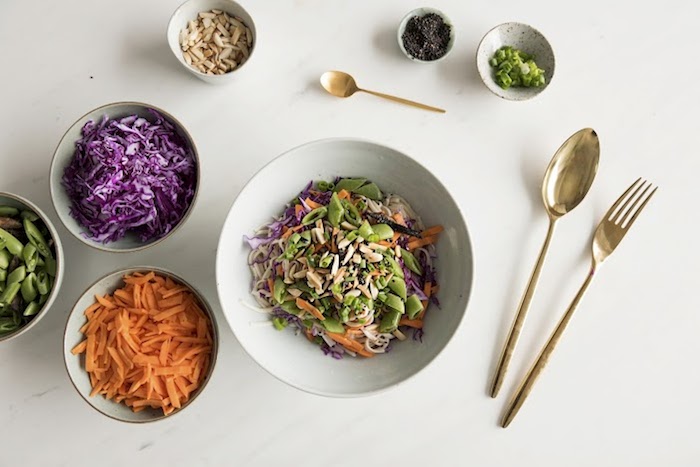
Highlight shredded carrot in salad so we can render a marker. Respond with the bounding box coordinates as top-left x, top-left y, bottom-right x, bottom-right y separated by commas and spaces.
71, 272, 214, 415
